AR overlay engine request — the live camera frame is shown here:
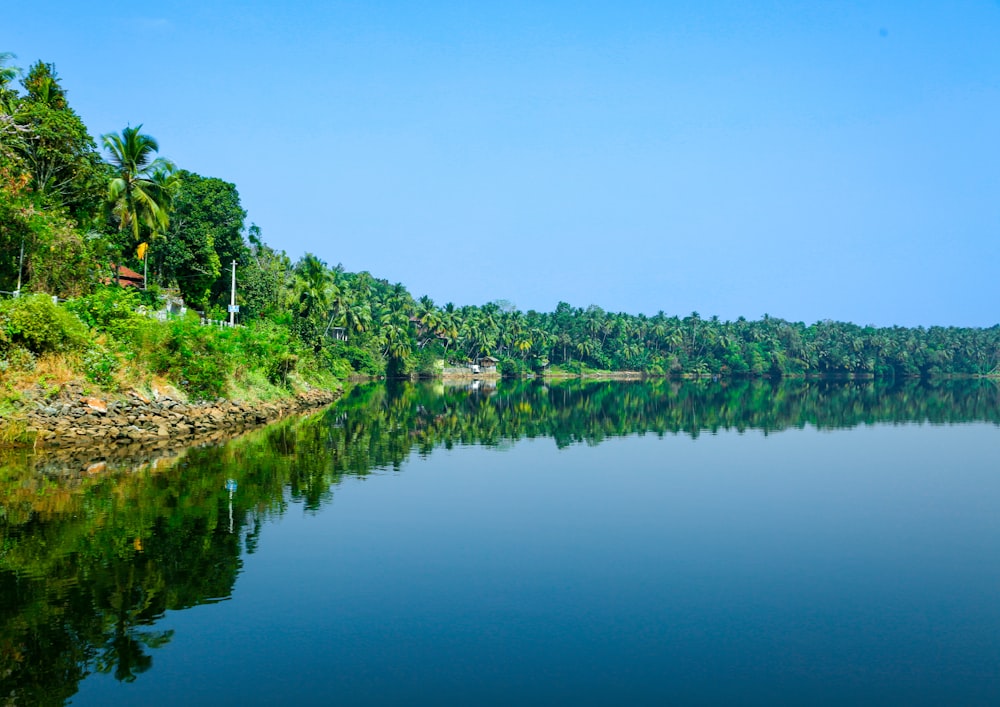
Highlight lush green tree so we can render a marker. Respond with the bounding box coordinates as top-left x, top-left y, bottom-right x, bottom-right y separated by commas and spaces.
7, 60, 104, 222
239, 224, 290, 320
290, 253, 340, 349
152, 170, 245, 308
0, 58, 104, 295
102, 125, 176, 246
